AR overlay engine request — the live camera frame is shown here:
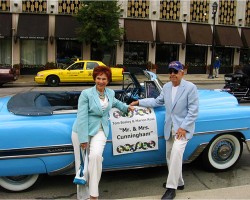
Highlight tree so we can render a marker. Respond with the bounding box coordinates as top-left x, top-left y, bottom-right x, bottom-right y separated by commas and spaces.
75, 1, 123, 47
